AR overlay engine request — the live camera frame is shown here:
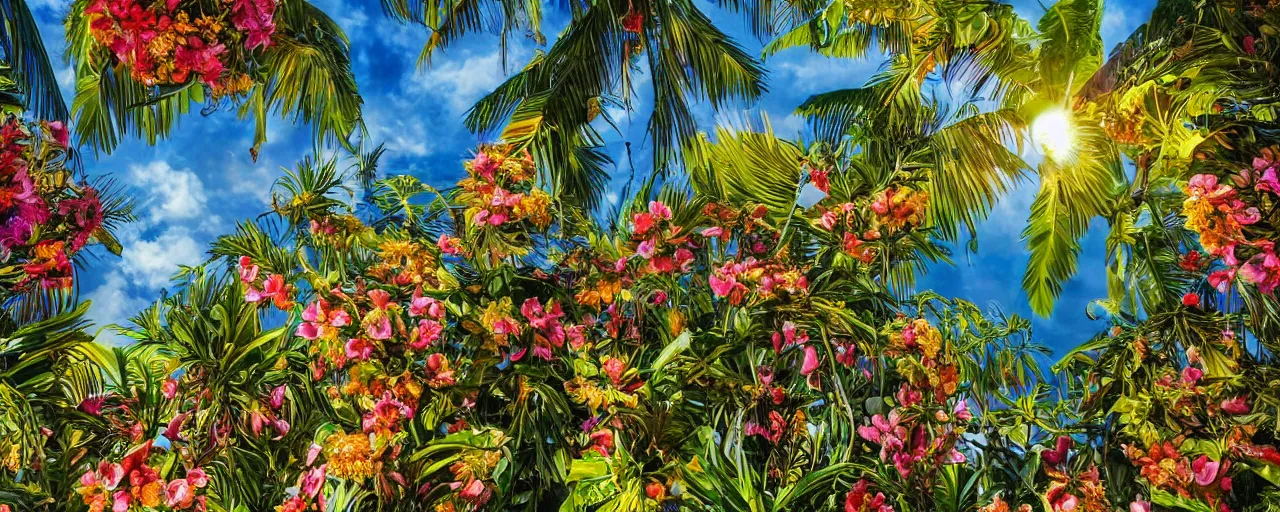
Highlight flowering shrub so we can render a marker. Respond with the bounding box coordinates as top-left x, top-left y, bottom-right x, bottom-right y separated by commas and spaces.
1182, 154, 1280, 294
74, 441, 210, 512
83, 0, 276, 95
0, 117, 105, 291
11, 139, 1280, 512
